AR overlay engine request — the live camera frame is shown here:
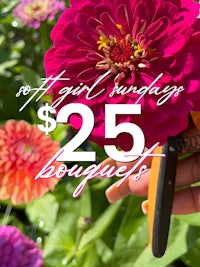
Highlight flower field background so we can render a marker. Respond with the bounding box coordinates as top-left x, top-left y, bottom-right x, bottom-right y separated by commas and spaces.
1, 0, 200, 266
